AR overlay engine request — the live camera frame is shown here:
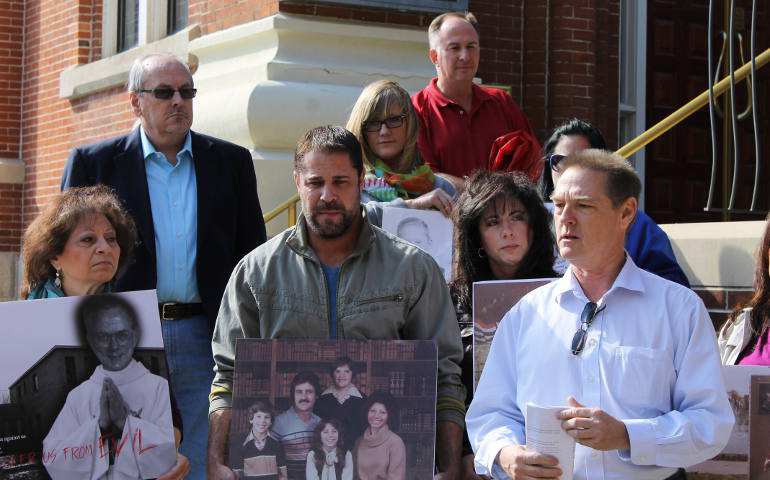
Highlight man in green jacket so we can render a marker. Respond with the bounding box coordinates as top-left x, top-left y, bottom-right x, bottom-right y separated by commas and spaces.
207, 125, 466, 480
